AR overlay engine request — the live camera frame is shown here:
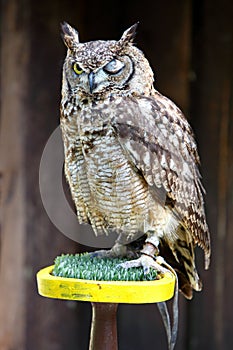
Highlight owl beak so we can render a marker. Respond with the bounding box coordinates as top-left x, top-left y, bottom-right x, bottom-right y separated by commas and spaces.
88, 71, 95, 94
